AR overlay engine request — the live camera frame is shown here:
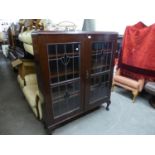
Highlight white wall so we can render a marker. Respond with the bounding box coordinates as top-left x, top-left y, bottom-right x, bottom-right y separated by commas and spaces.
45, 0, 155, 34
1, 0, 155, 34
47, 0, 155, 34
94, 0, 155, 34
